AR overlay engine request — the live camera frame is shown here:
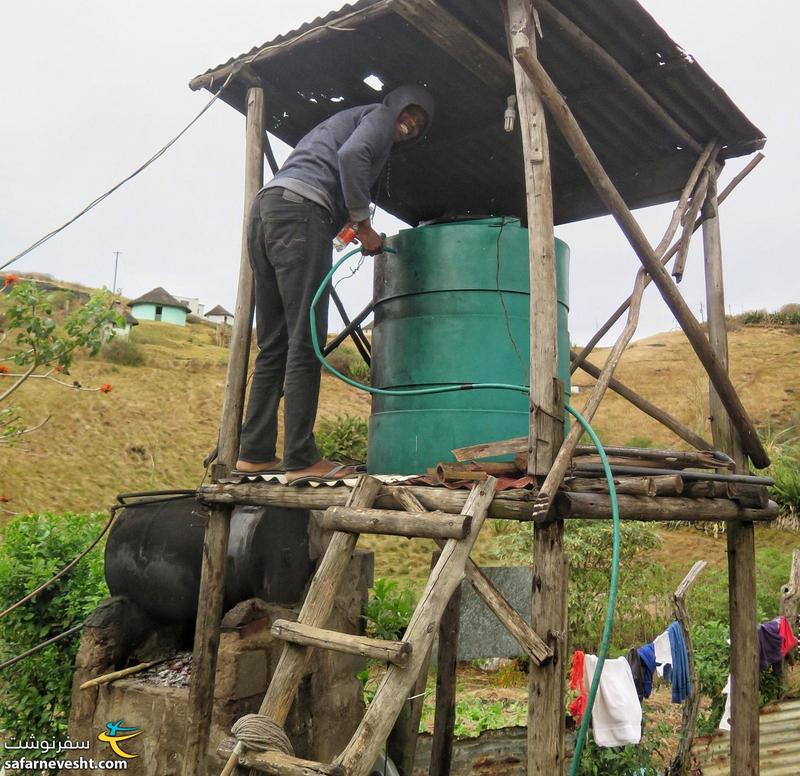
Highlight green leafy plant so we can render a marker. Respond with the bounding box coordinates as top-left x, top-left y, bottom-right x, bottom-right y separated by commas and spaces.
324, 343, 370, 384
316, 413, 369, 462
573, 716, 670, 776
452, 698, 526, 738
692, 620, 730, 735
0, 512, 109, 751
0, 277, 121, 445
363, 578, 416, 640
